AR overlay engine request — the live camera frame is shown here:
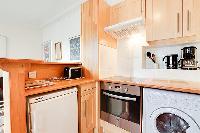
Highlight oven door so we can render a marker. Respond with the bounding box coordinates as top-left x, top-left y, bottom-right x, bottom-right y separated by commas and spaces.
100, 90, 140, 132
